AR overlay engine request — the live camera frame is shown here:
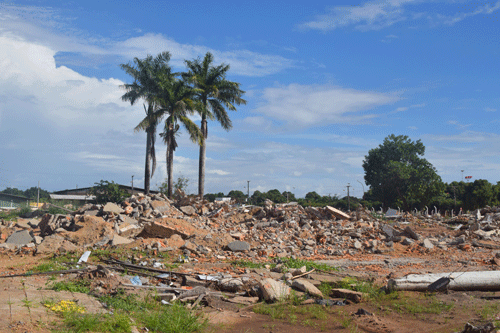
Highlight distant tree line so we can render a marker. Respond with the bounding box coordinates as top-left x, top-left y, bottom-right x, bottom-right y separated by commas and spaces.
0, 187, 50, 200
